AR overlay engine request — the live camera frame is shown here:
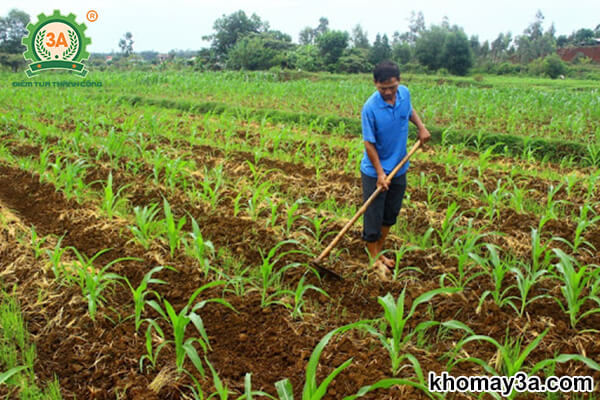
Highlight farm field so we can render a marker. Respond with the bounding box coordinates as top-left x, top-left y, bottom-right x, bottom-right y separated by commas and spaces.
0, 70, 600, 400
